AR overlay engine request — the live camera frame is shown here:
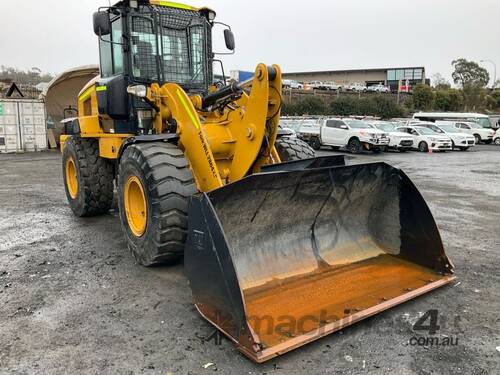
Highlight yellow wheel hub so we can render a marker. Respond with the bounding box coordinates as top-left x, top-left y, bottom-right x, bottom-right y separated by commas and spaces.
65, 157, 78, 199
124, 176, 147, 237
